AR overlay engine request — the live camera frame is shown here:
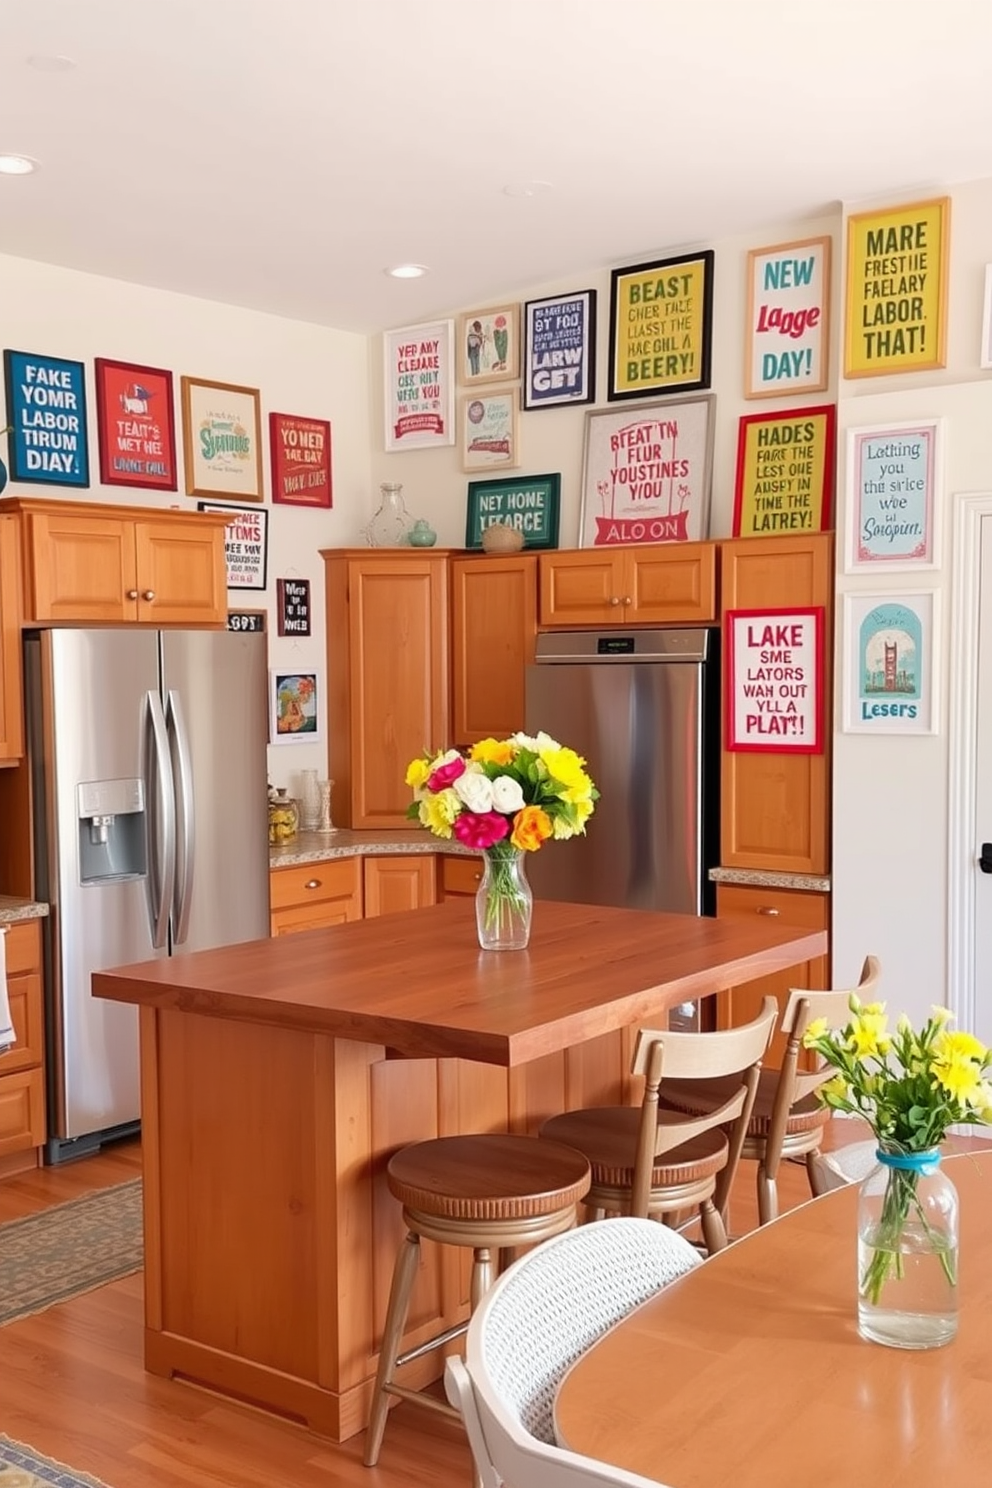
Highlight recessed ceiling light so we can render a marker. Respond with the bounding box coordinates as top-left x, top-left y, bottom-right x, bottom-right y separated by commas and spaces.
386, 263, 429, 279
27, 53, 76, 72
0, 154, 37, 176
502, 180, 553, 199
